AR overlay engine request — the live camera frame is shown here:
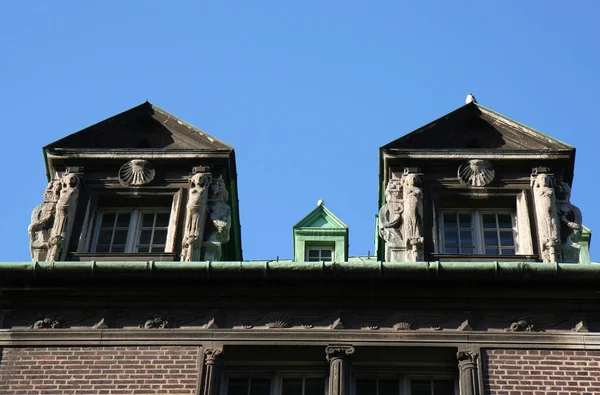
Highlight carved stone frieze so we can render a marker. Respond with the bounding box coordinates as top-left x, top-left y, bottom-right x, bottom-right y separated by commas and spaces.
505, 320, 535, 332
531, 172, 561, 263
140, 317, 170, 329
391, 313, 415, 330
118, 159, 155, 186
265, 313, 292, 328
458, 159, 495, 187
181, 170, 211, 262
